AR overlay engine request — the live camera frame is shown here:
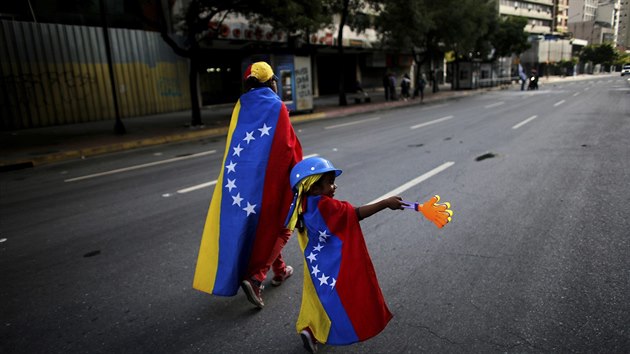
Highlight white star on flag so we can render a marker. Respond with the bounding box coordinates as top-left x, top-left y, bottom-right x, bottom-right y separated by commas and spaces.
243, 131, 256, 144
243, 202, 257, 216
311, 264, 320, 277
318, 230, 330, 243
226, 161, 237, 173
232, 144, 243, 156
329, 278, 336, 289
313, 243, 324, 252
318, 273, 329, 286
225, 179, 237, 192
258, 123, 272, 137
232, 193, 243, 206
306, 252, 317, 263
